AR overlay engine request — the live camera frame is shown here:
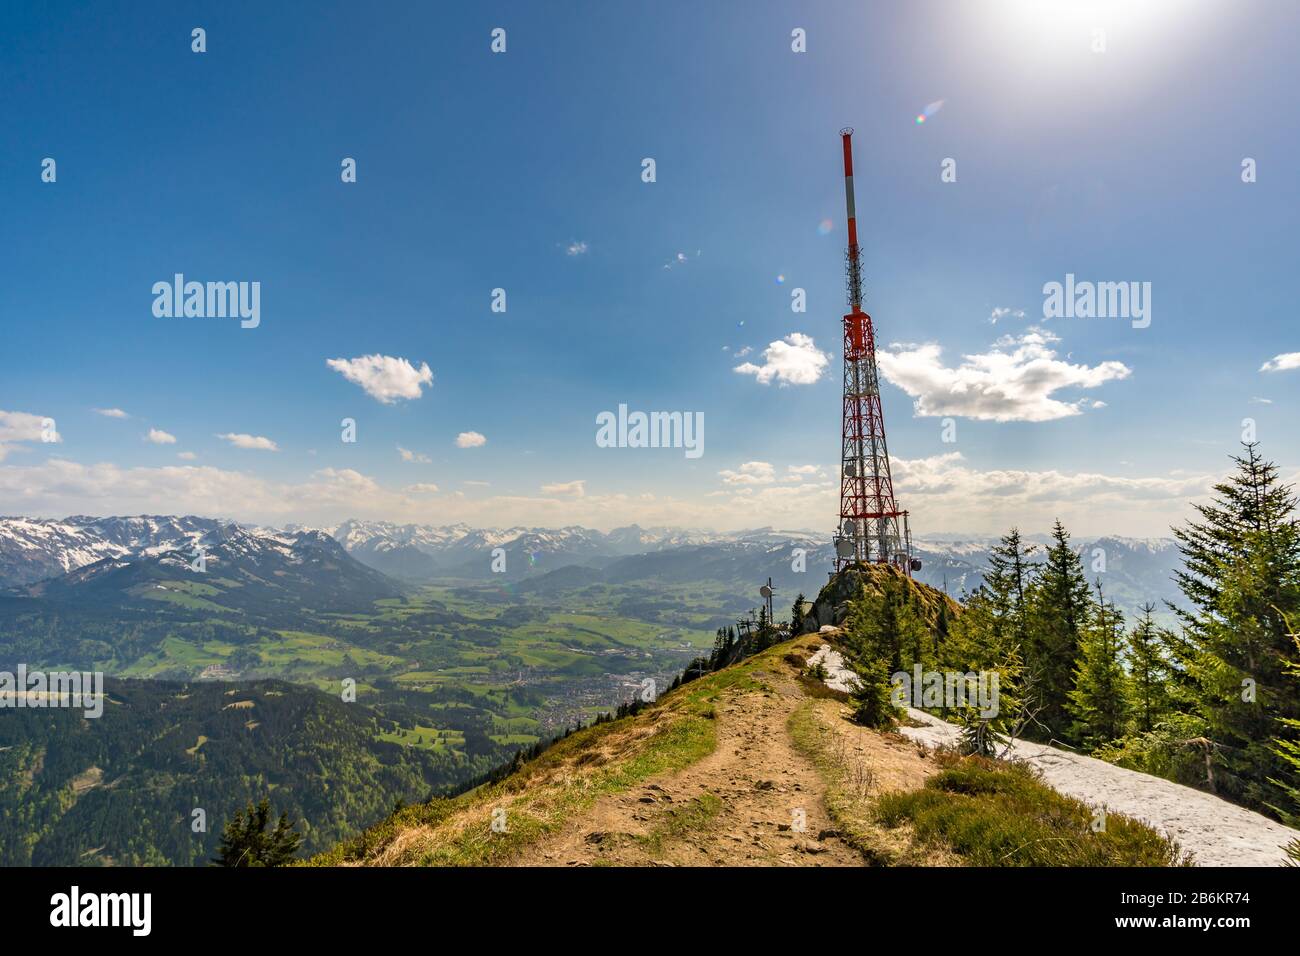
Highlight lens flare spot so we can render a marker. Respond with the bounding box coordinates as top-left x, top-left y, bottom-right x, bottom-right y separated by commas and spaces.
915, 99, 945, 125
